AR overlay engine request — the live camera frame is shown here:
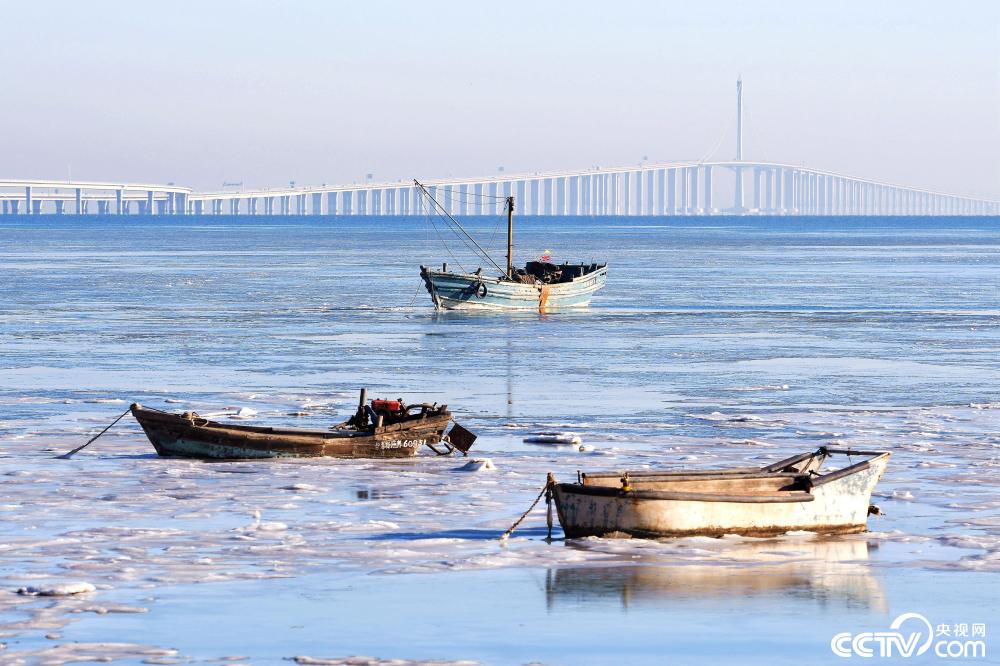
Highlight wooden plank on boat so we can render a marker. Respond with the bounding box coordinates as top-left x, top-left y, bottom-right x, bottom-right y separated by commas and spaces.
446, 422, 477, 453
